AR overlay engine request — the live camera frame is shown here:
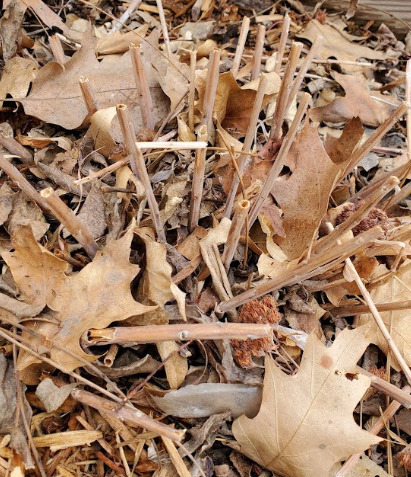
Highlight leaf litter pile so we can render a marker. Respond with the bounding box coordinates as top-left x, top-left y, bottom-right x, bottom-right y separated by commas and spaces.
1, 0, 411, 475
